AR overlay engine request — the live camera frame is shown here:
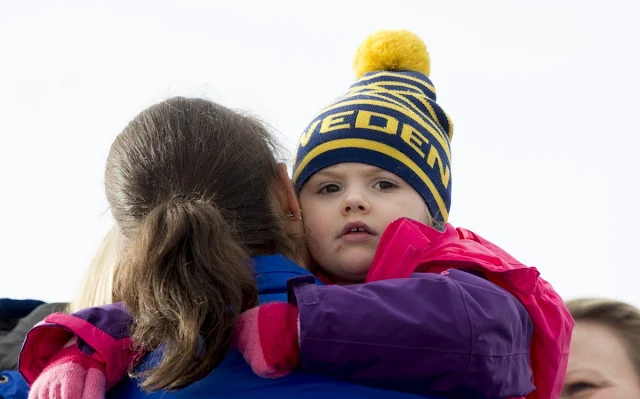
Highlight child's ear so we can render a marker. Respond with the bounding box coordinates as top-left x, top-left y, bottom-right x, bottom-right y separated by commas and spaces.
273, 163, 302, 220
